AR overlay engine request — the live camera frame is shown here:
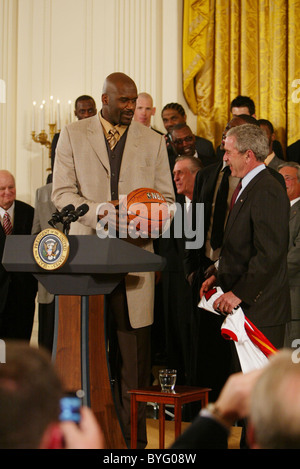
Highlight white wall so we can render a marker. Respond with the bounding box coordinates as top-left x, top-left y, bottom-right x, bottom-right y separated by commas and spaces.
0, 0, 196, 205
